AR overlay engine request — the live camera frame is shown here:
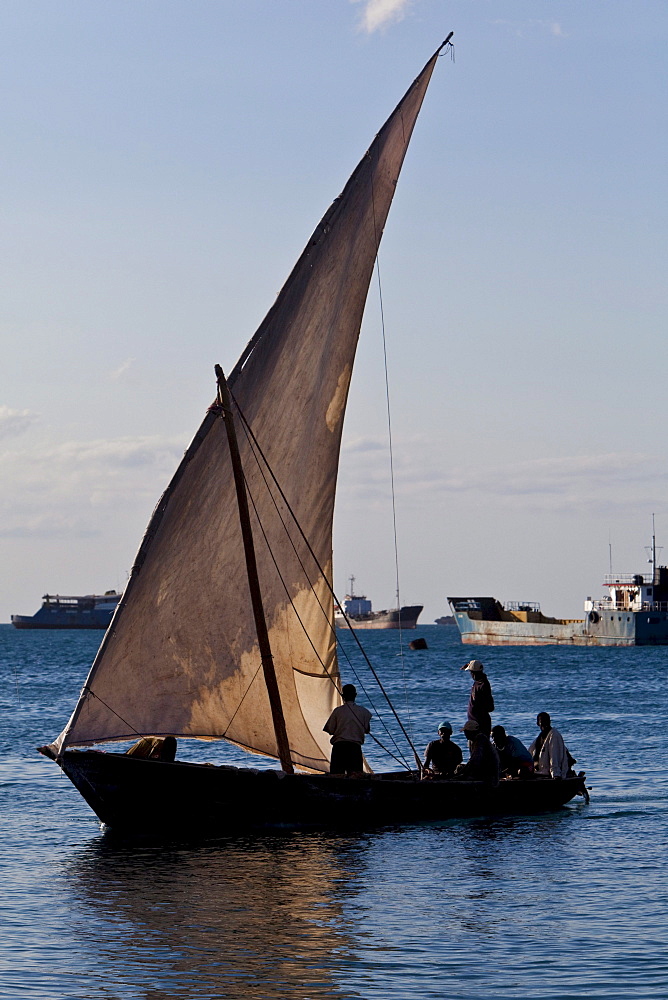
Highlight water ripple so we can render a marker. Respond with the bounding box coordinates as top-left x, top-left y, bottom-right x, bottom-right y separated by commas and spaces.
1, 626, 668, 999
